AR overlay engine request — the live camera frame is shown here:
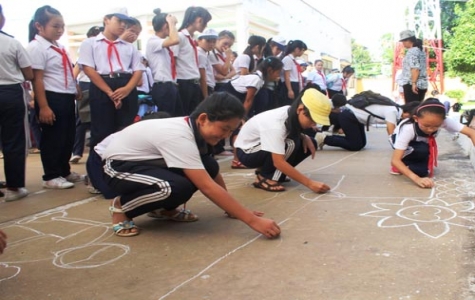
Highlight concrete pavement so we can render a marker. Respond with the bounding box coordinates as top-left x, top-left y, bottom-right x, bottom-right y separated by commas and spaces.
0, 128, 474, 300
